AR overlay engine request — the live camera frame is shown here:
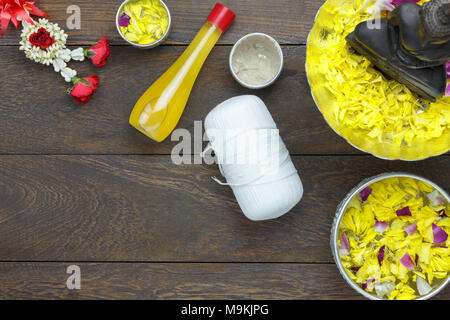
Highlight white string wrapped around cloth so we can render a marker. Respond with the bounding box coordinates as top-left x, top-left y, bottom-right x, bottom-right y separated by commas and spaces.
202, 95, 303, 221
